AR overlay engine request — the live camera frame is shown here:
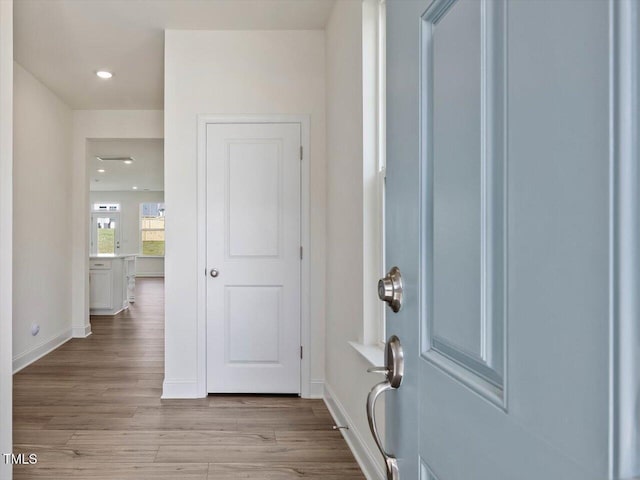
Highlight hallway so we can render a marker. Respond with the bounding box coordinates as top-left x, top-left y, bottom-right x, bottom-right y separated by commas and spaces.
12, 279, 364, 479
